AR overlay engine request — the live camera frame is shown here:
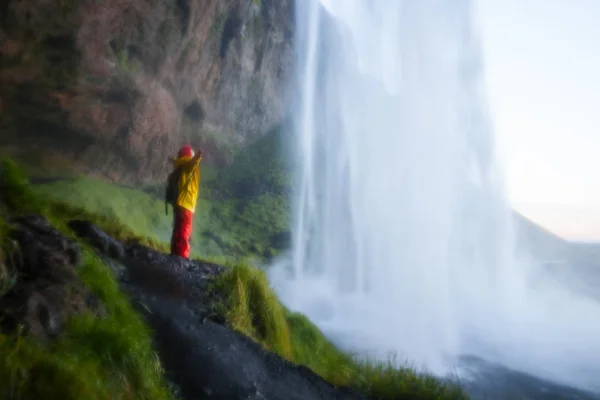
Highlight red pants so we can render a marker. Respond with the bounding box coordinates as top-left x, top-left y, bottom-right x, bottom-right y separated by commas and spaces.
170, 206, 194, 258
